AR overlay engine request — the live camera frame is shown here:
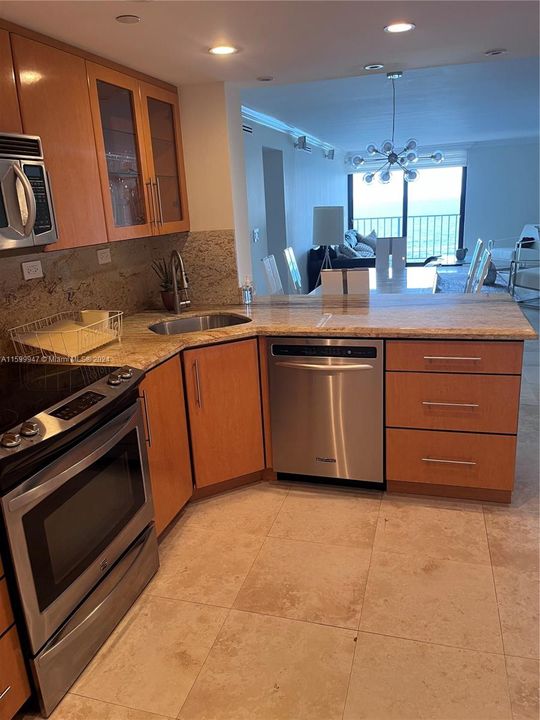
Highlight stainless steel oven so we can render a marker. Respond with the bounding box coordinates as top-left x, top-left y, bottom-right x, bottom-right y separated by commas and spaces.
0, 364, 158, 717
0, 133, 57, 250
